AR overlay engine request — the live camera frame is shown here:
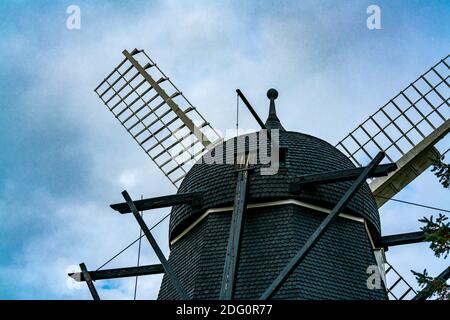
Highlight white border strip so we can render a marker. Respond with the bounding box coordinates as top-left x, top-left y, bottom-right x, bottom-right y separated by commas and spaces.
170, 199, 365, 245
